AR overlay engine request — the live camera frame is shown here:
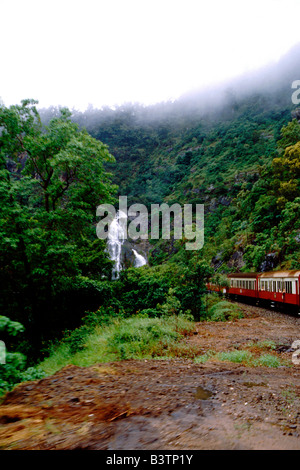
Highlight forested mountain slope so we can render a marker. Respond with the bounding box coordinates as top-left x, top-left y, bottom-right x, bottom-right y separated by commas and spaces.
58, 43, 300, 273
